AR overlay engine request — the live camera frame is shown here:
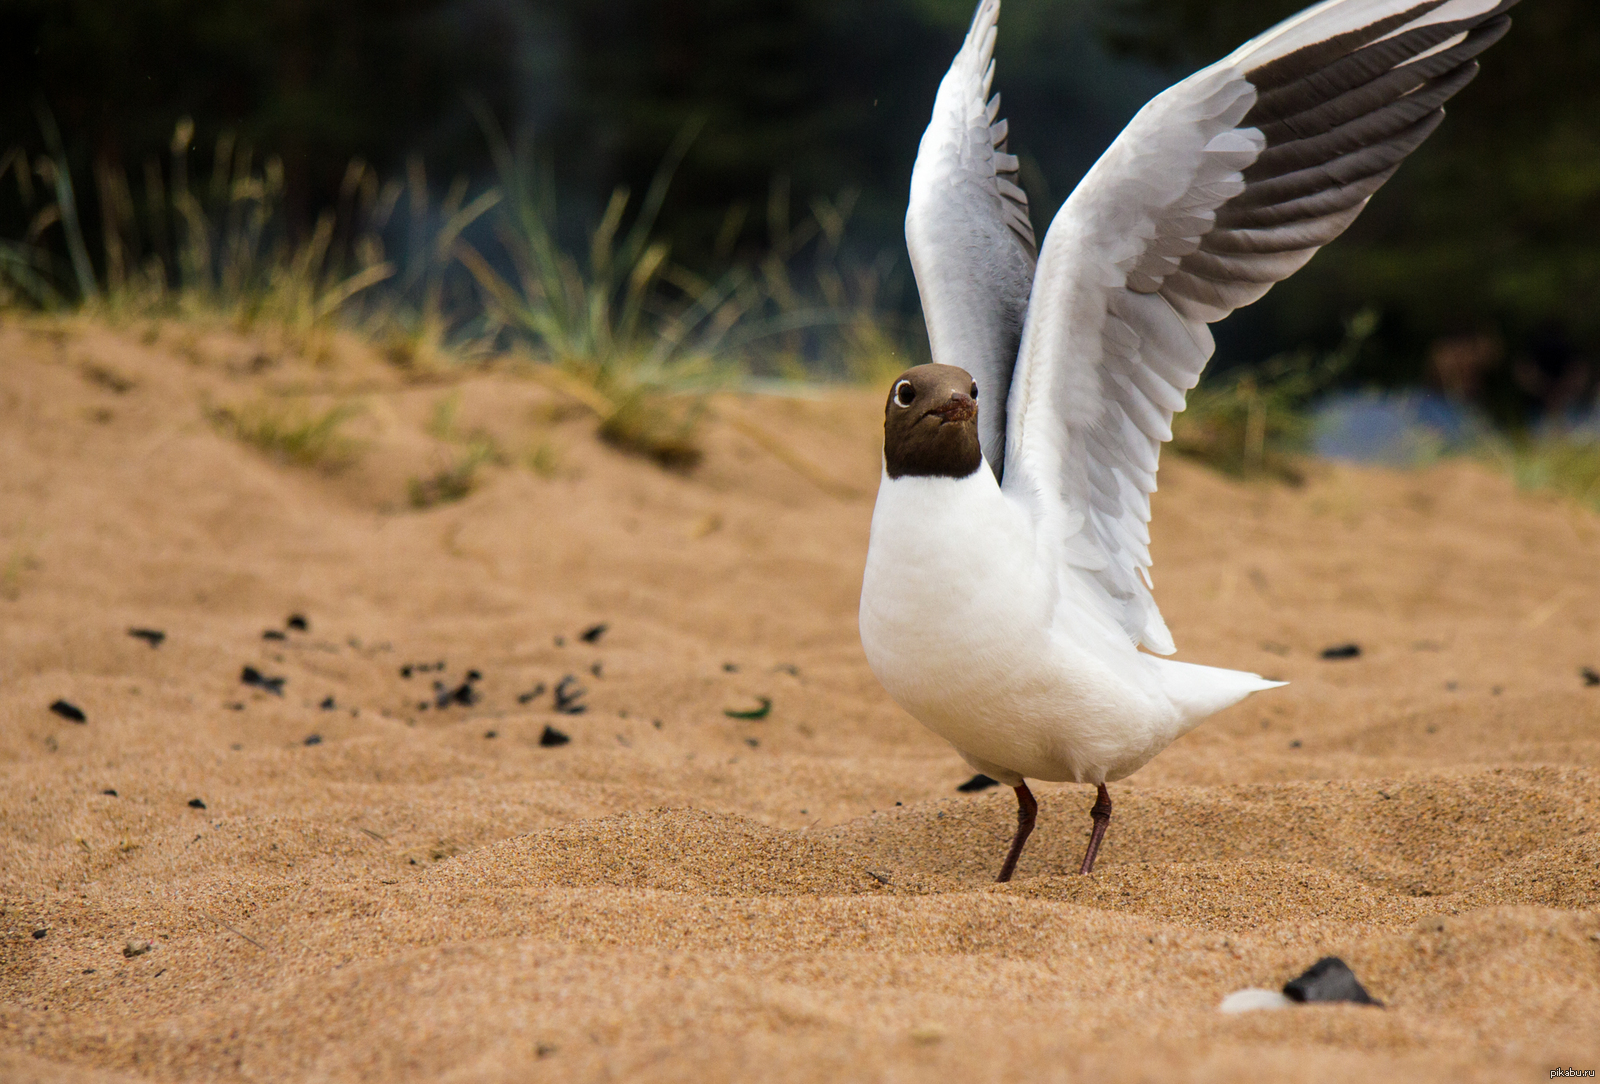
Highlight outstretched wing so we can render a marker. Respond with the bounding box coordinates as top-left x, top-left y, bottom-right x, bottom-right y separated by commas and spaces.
1002, 0, 1517, 654
907, 0, 1037, 481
